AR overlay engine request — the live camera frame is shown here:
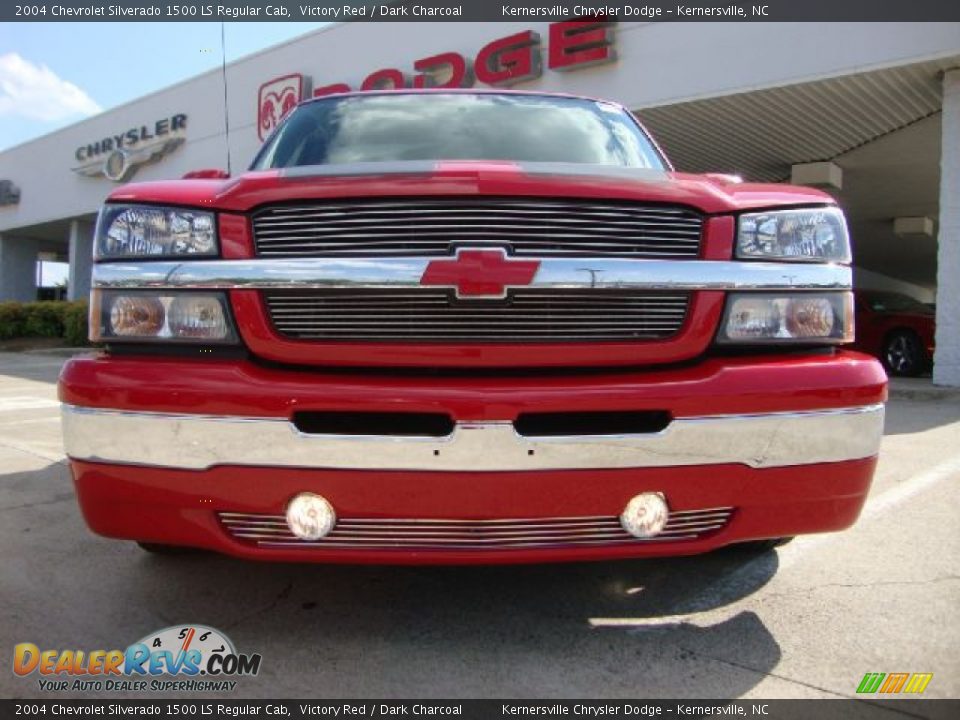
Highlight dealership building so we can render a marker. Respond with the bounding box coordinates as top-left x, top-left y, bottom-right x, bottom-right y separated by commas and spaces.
0, 21, 959, 384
